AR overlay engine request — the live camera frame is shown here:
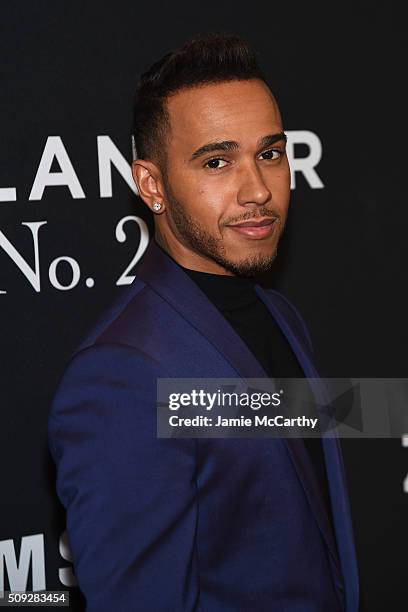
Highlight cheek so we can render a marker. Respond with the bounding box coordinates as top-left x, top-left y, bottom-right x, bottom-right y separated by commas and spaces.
274, 174, 291, 201
168, 166, 229, 226
267, 167, 291, 208
193, 181, 232, 232
192, 187, 227, 232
